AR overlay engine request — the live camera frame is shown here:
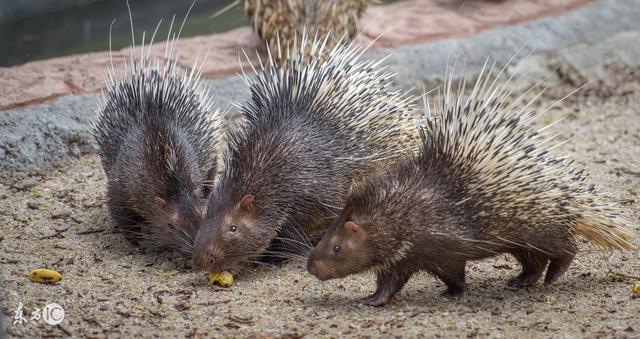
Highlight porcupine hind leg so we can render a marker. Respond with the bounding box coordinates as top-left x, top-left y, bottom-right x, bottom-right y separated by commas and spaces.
362, 265, 415, 307
508, 249, 548, 288
544, 244, 577, 285
432, 260, 466, 298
